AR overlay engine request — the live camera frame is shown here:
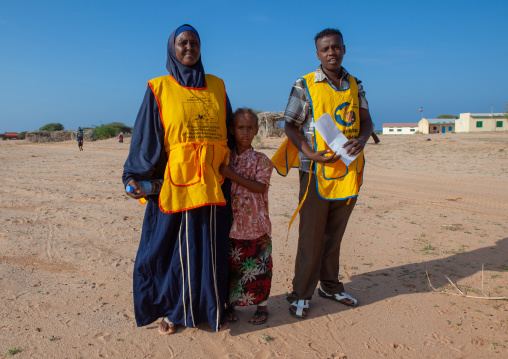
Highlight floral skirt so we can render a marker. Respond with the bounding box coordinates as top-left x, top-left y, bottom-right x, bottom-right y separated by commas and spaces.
228, 234, 272, 306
